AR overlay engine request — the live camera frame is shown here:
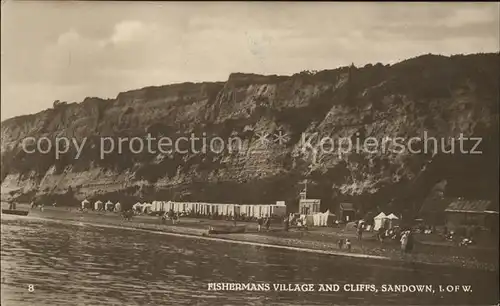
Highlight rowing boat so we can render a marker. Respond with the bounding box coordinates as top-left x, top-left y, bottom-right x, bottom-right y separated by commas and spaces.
208, 225, 246, 234
2, 209, 29, 216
